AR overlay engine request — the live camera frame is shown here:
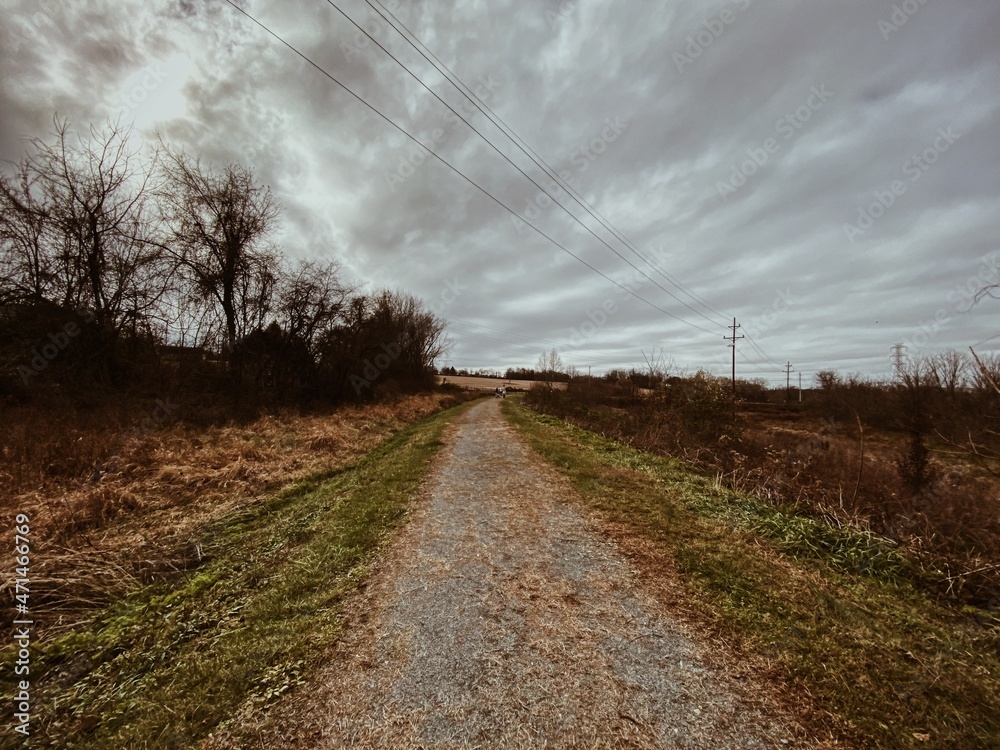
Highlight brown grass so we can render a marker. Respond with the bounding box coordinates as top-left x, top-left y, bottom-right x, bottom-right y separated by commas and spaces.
730, 412, 1000, 599
524, 389, 1000, 608
0, 391, 474, 635
504, 398, 1000, 749
207, 398, 808, 749
435, 374, 566, 391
